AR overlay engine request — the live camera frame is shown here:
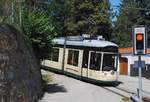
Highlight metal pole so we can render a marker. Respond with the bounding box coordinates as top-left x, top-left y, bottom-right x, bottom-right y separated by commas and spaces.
138, 56, 142, 102
62, 37, 67, 72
